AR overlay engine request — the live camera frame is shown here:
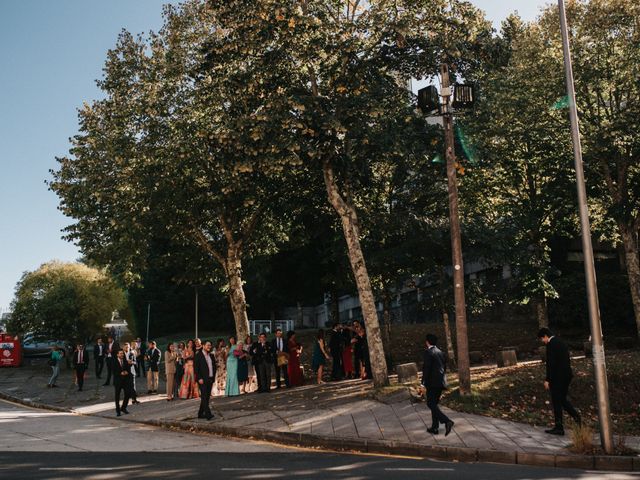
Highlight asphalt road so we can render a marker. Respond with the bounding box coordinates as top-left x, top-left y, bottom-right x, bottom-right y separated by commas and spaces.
0, 399, 638, 480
